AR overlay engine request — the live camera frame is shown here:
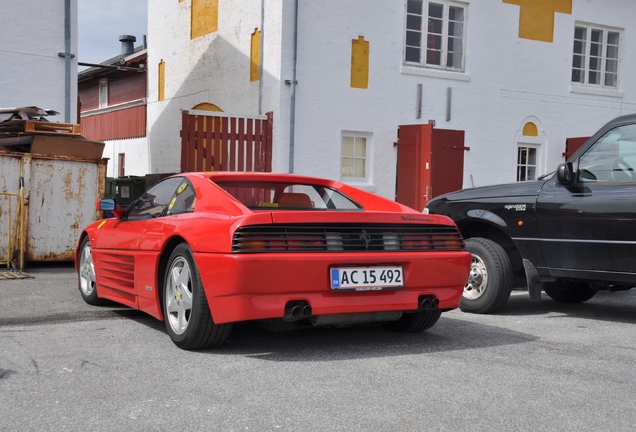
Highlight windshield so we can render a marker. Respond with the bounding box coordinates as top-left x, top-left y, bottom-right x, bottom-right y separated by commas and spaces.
214, 180, 362, 211
578, 123, 636, 182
